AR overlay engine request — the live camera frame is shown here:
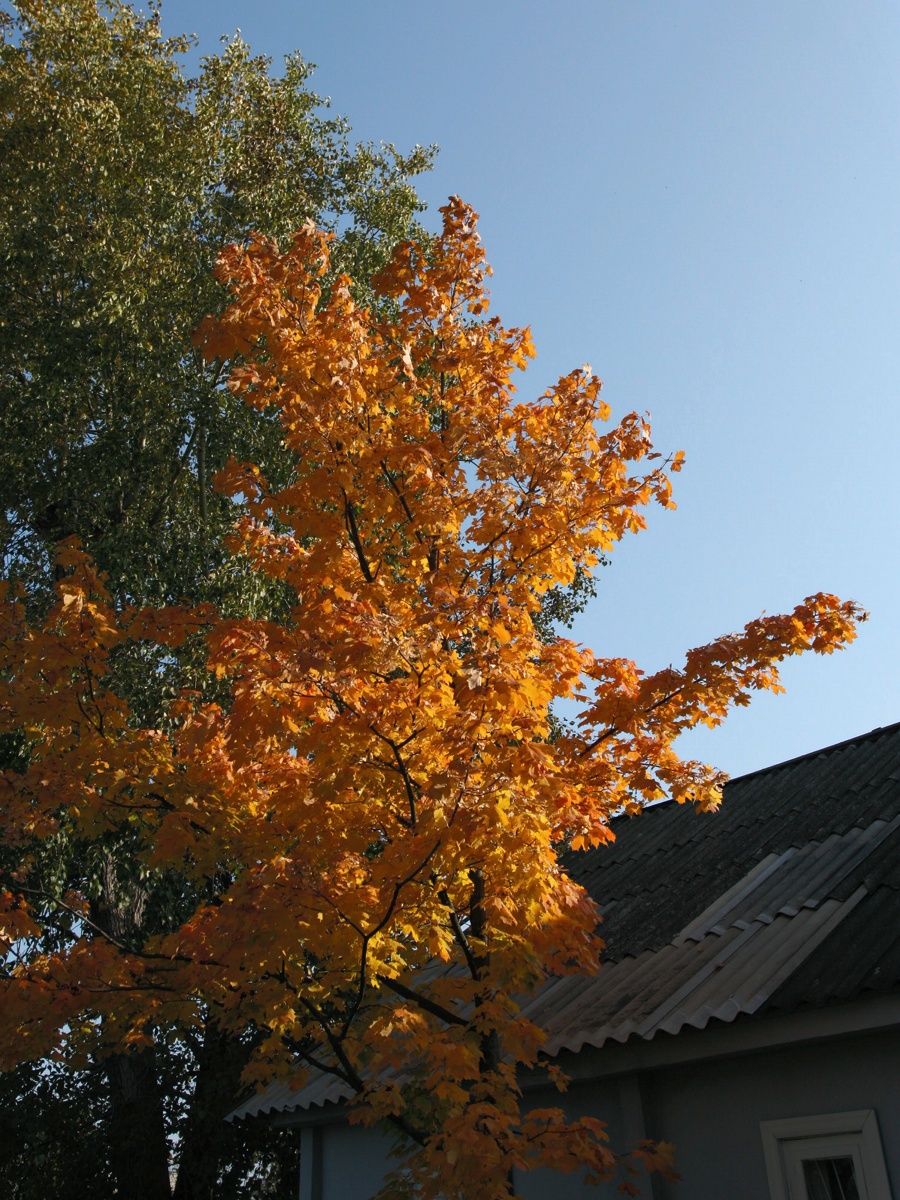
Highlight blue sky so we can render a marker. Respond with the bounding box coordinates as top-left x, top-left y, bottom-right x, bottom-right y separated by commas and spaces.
162, 0, 900, 778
